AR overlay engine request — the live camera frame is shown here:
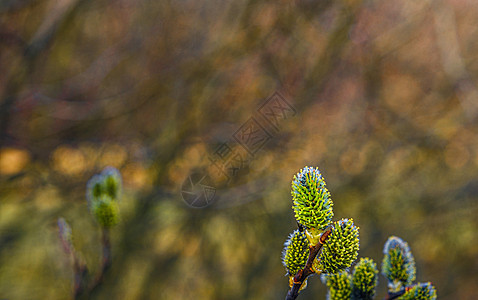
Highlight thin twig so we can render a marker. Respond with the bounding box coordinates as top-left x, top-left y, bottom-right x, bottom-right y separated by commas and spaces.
384, 284, 417, 300
72, 254, 88, 299
285, 227, 332, 300
89, 228, 112, 293
385, 291, 405, 300
60, 223, 112, 298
